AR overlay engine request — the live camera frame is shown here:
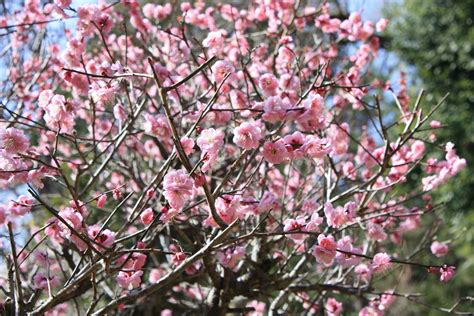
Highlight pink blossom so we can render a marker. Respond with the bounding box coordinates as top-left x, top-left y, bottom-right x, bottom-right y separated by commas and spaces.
58, 207, 83, 231
0, 128, 29, 155
202, 29, 227, 48
87, 225, 115, 249
407, 140, 425, 161
262, 96, 290, 123
325, 297, 343, 316
233, 122, 263, 149
335, 236, 361, 266
355, 263, 372, 282
149, 269, 161, 283
116, 270, 143, 290
359, 306, 383, 316
257, 191, 278, 213
371, 253, 391, 273
246, 300, 266, 316
297, 94, 326, 131
305, 212, 323, 232
217, 246, 245, 271
259, 73, 279, 97
283, 132, 306, 159
430, 241, 448, 257
28, 169, 46, 189
367, 222, 387, 242
8, 195, 33, 216
212, 194, 239, 225
197, 128, 224, 153
140, 208, 154, 225
212, 60, 234, 83
144, 114, 171, 139
283, 216, 307, 241
324, 202, 355, 228
376, 18, 388, 32
329, 123, 350, 156
316, 12, 341, 34
262, 140, 287, 164
113, 104, 127, 121
33, 273, 60, 290
38, 92, 77, 133
54, 0, 71, 10
439, 265, 455, 282
312, 234, 337, 266
180, 136, 195, 155
172, 251, 187, 266
122, 252, 147, 271
303, 136, 331, 159
163, 169, 194, 210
